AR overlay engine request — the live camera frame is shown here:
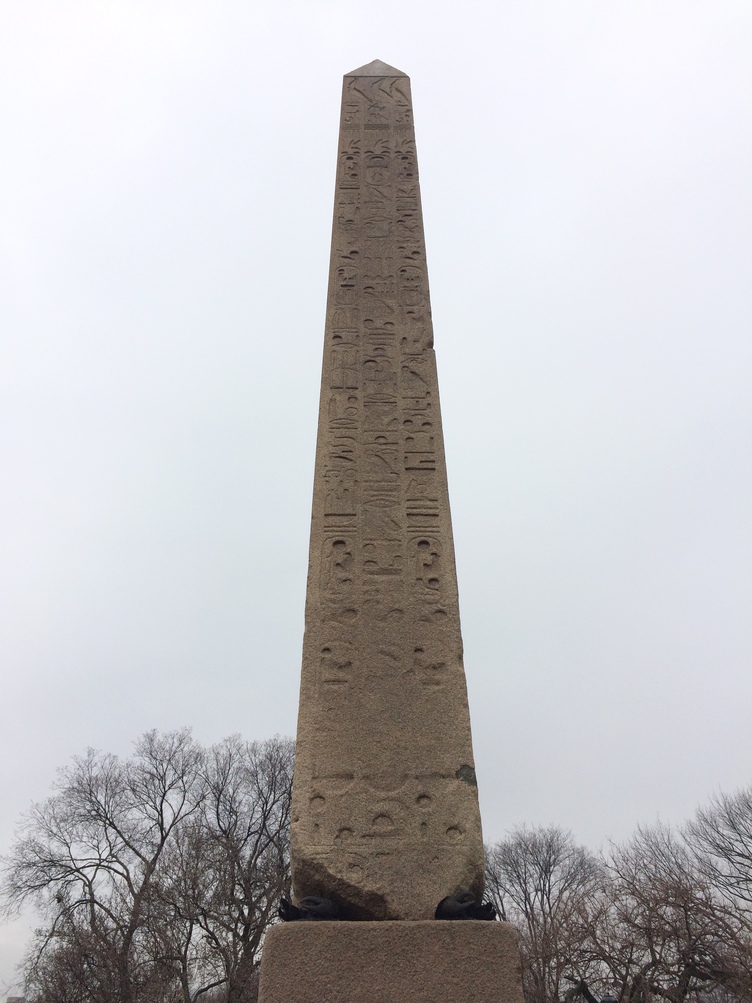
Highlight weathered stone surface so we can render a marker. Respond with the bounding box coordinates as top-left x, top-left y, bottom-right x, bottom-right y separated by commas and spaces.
290, 60, 484, 920
258, 921, 526, 1003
